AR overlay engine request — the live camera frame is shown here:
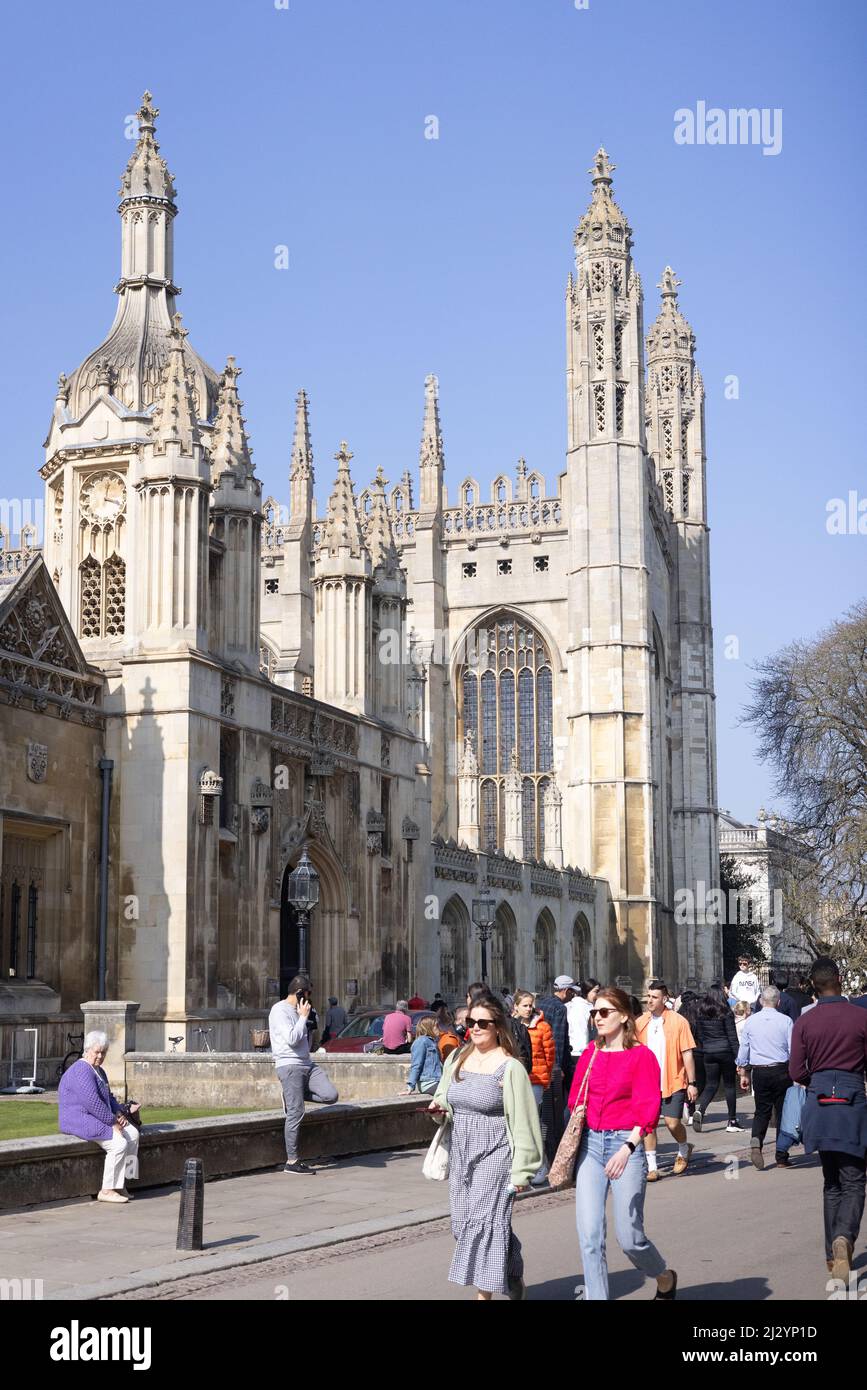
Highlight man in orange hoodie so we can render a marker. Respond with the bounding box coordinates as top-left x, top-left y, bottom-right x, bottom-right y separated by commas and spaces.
514, 990, 556, 1185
